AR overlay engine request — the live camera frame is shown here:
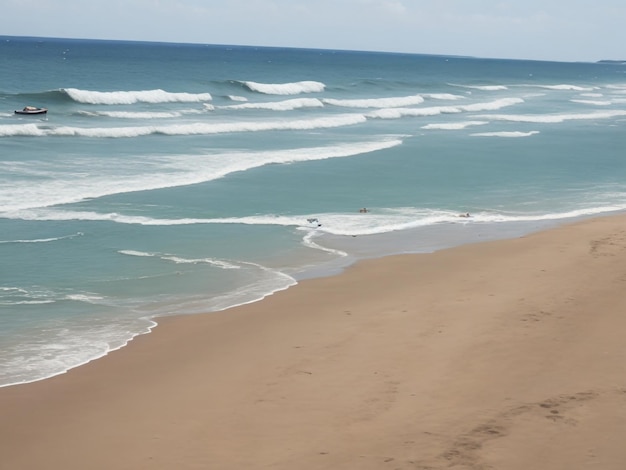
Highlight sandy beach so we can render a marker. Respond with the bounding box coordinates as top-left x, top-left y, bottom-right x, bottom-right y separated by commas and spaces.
2, 215, 626, 470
